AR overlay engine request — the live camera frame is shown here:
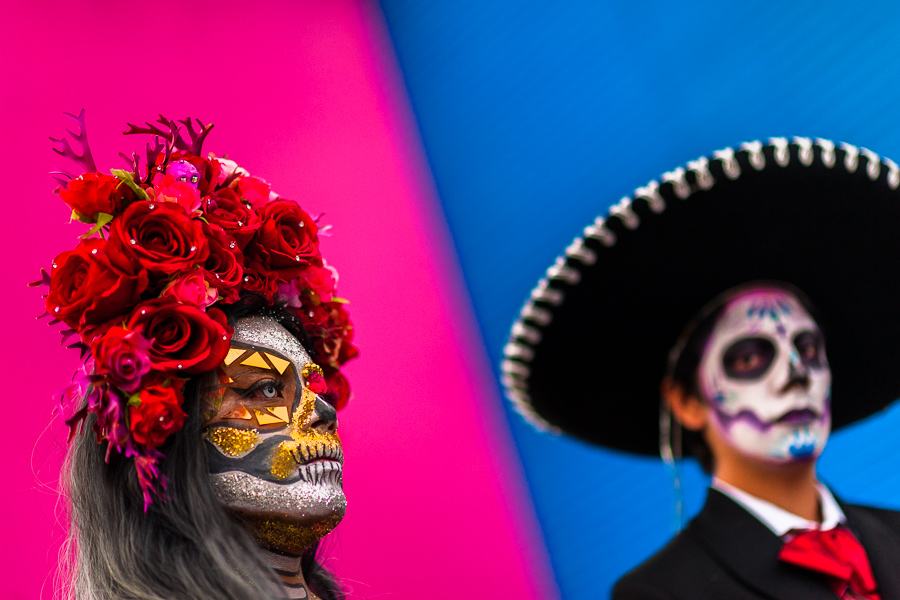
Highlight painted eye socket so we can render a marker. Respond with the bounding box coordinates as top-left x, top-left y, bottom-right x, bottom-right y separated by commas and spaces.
722, 336, 776, 380
793, 331, 824, 369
